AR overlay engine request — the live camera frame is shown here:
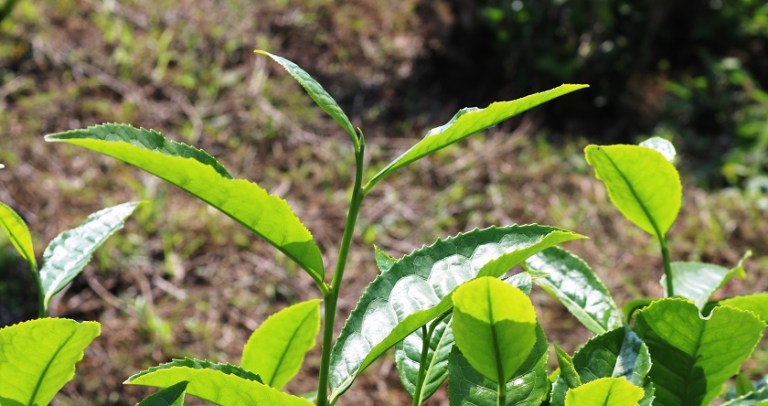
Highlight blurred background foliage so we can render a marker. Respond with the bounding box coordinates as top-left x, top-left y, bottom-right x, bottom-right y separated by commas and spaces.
0, 0, 766, 404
